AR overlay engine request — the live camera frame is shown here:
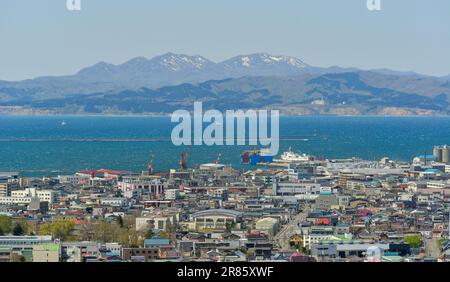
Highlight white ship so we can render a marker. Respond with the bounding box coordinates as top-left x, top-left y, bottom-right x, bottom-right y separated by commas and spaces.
275, 147, 312, 162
